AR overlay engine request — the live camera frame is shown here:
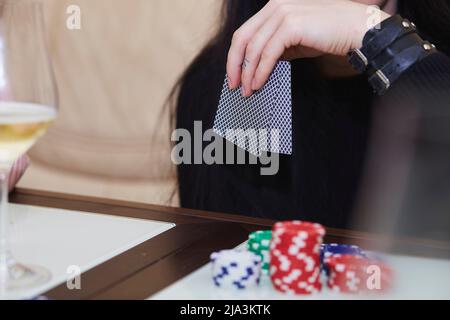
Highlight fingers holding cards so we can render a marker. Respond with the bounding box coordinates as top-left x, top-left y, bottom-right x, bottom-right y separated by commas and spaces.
226, 1, 279, 92
241, 10, 286, 96
227, 2, 295, 97
214, 61, 292, 156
